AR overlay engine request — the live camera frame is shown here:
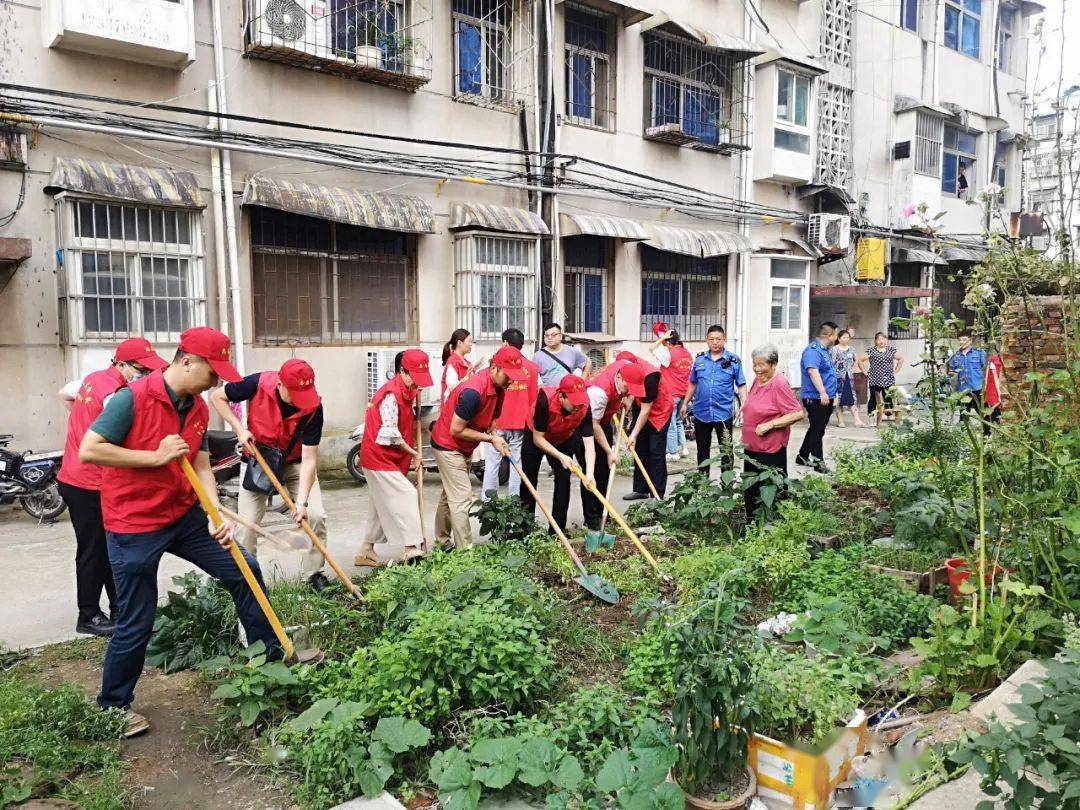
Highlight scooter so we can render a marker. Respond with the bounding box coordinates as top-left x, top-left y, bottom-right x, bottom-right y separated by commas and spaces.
206, 430, 242, 511
0, 434, 66, 522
